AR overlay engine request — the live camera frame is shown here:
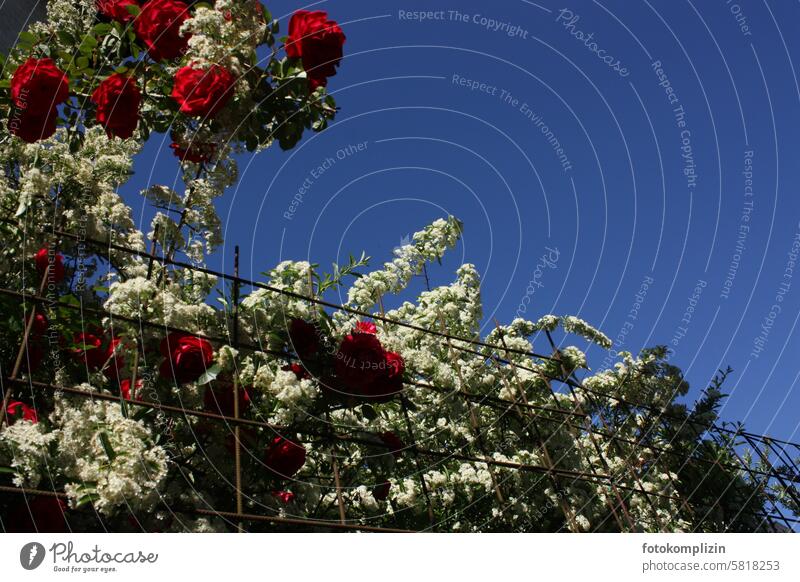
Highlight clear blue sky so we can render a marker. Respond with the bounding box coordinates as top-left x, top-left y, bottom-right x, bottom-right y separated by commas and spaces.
122, 0, 800, 442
